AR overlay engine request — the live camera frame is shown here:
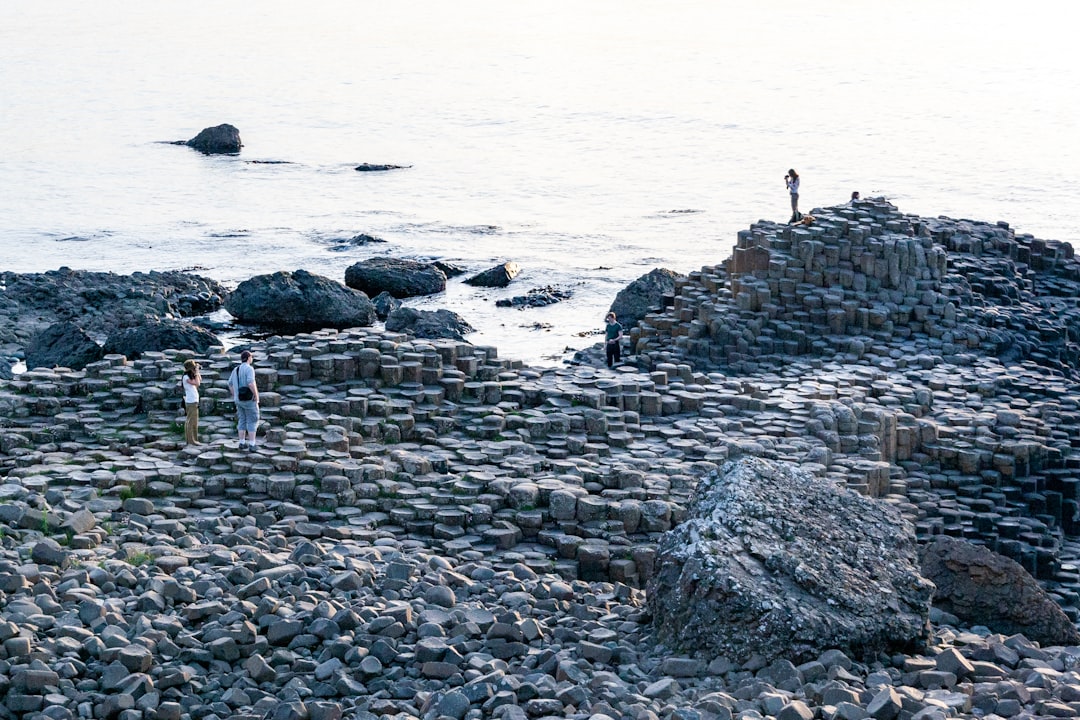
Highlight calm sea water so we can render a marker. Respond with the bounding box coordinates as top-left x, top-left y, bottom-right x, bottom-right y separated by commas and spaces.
1, 1, 1075, 365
